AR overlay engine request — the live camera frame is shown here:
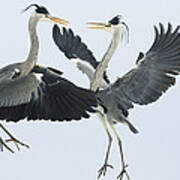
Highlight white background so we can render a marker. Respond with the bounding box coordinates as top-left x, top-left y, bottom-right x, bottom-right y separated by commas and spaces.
0, 0, 179, 180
